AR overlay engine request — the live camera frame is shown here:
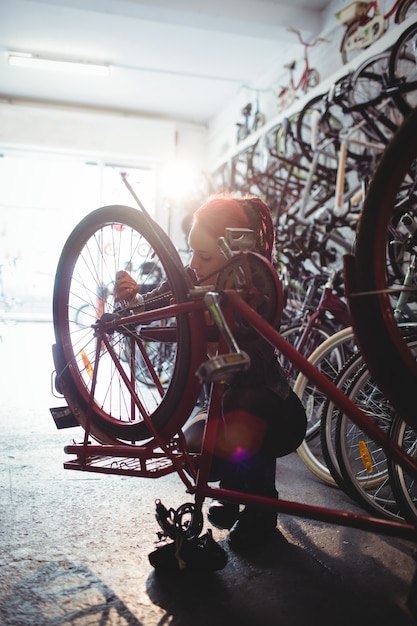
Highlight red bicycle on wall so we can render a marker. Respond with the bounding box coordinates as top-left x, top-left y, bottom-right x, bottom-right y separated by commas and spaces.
277, 27, 328, 112
336, 0, 417, 64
